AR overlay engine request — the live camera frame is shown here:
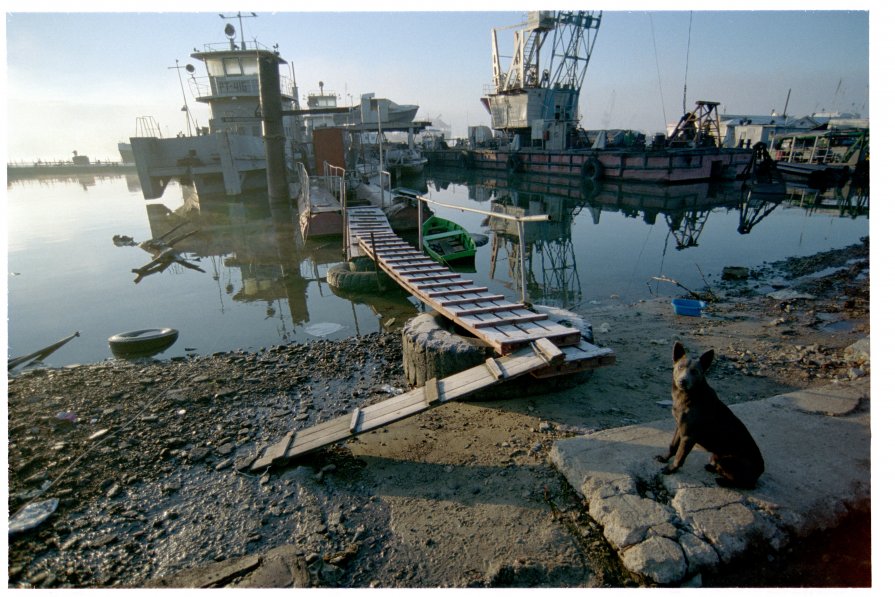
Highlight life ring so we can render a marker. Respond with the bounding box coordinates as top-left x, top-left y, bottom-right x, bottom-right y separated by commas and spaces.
108, 328, 179, 356
581, 157, 603, 182
506, 154, 524, 174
